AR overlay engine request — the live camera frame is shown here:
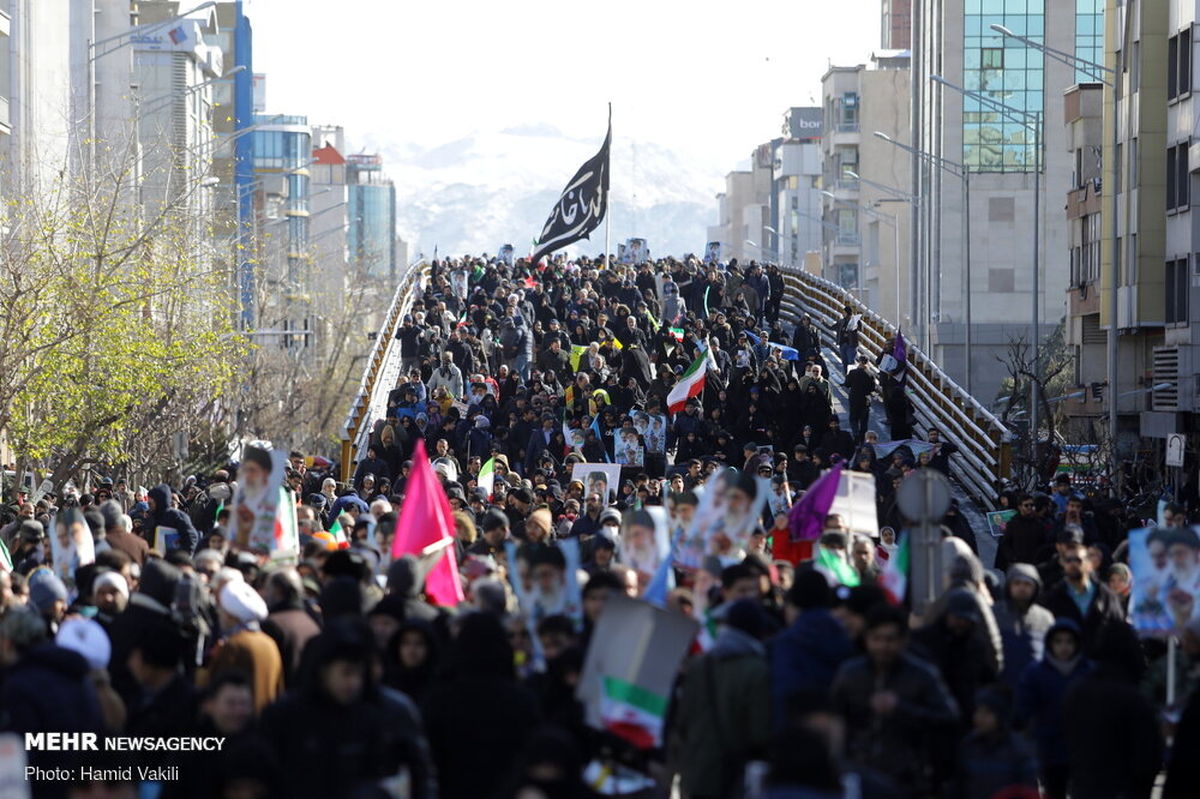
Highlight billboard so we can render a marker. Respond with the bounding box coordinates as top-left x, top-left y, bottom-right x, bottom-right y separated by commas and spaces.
787, 107, 824, 141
